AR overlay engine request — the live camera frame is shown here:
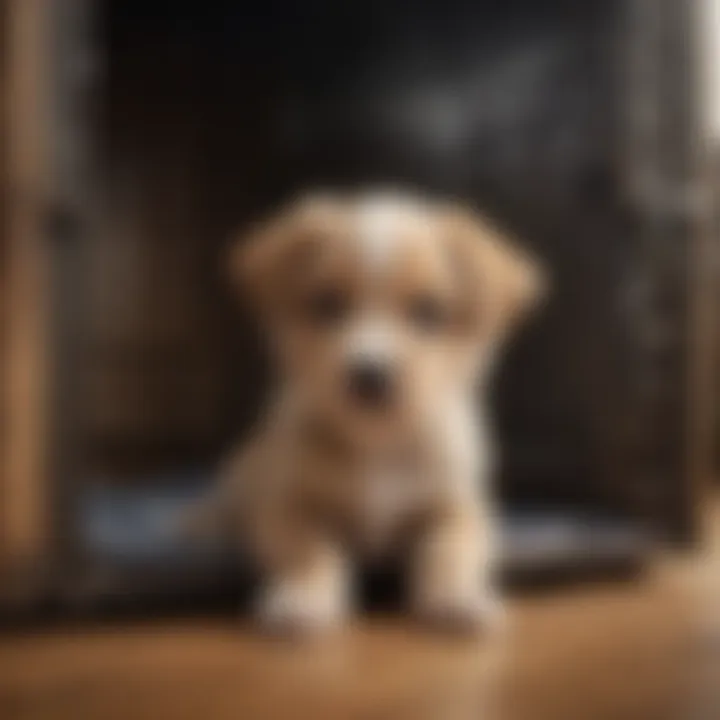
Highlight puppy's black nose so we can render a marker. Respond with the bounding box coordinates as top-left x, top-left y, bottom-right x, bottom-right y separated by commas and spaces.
347, 360, 393, 408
